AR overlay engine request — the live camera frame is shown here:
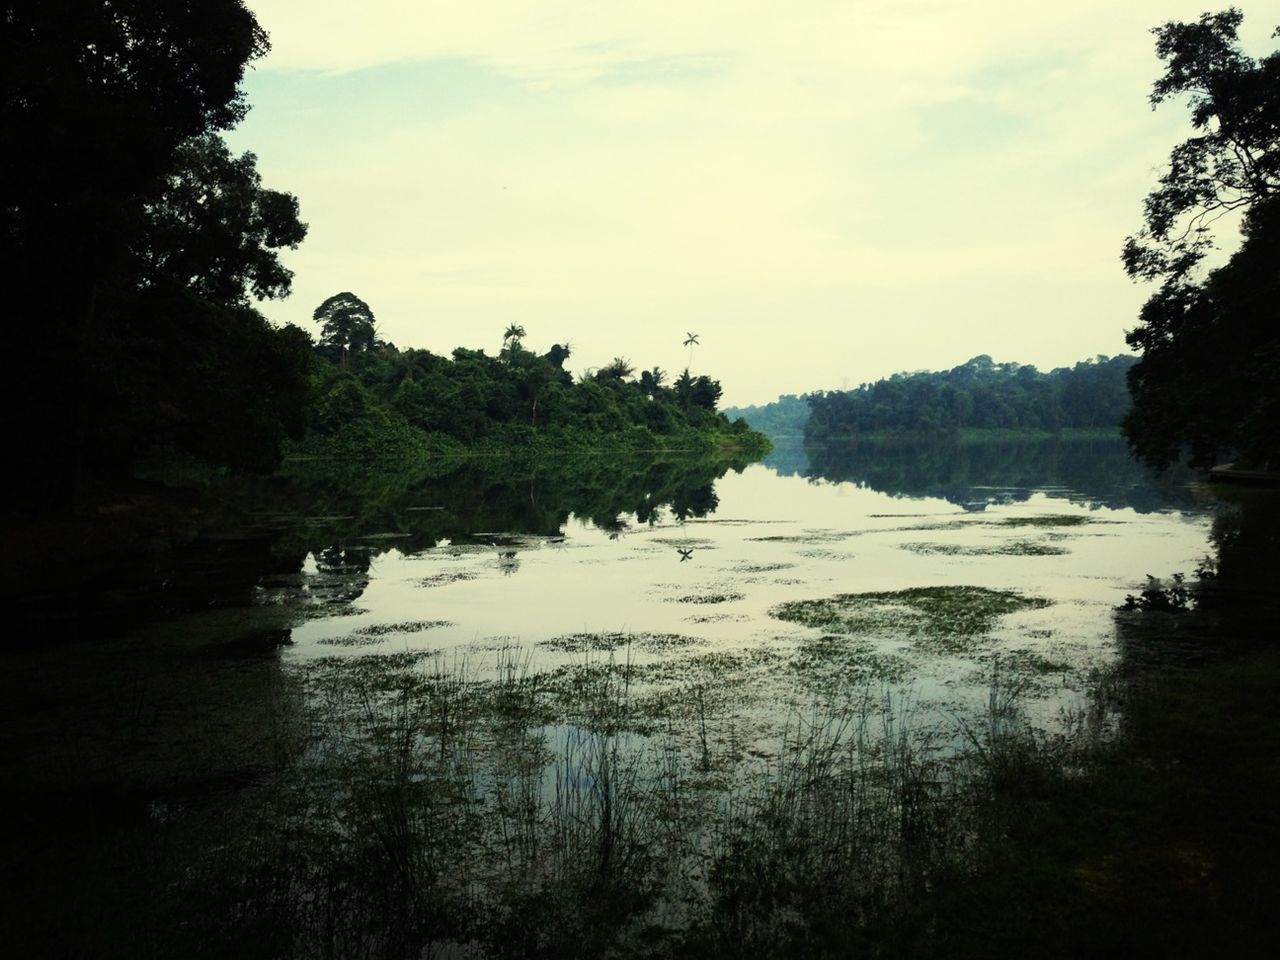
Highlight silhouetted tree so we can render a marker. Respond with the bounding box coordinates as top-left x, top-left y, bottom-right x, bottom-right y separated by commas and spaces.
314, 292, 377, 363
139, 133, 306, 304
1121, 9, 1280, 469
2, 0, 309, 502
596, 357, 635, 382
